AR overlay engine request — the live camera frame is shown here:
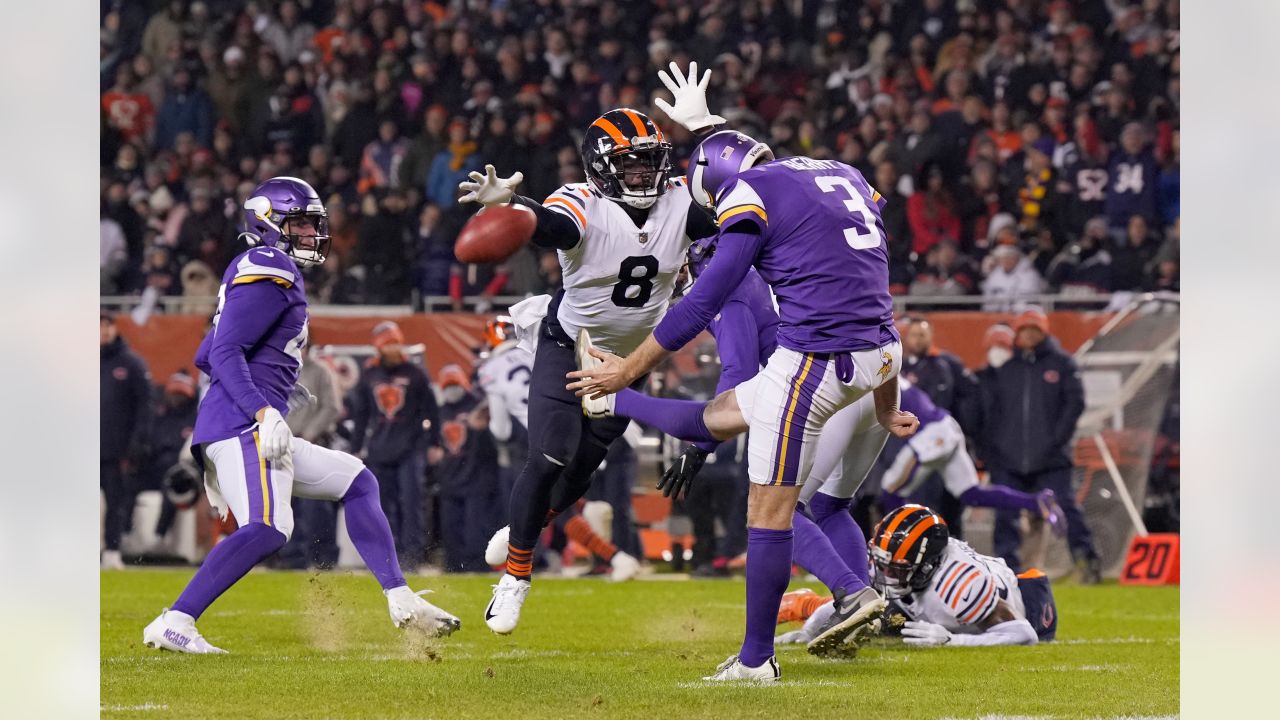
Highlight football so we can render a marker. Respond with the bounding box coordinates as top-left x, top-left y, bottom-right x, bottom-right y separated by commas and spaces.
454, 204, 536, 263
